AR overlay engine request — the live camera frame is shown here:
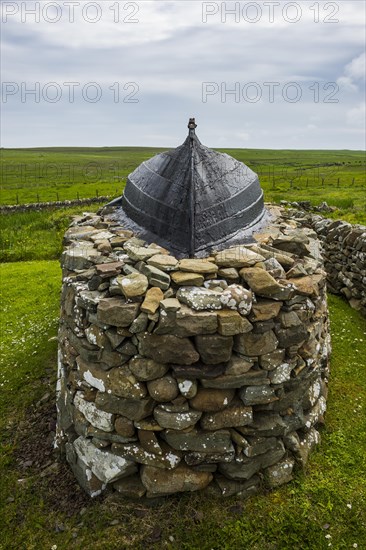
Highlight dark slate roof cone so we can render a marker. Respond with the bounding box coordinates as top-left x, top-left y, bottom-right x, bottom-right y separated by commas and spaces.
106, 119, 267, 258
